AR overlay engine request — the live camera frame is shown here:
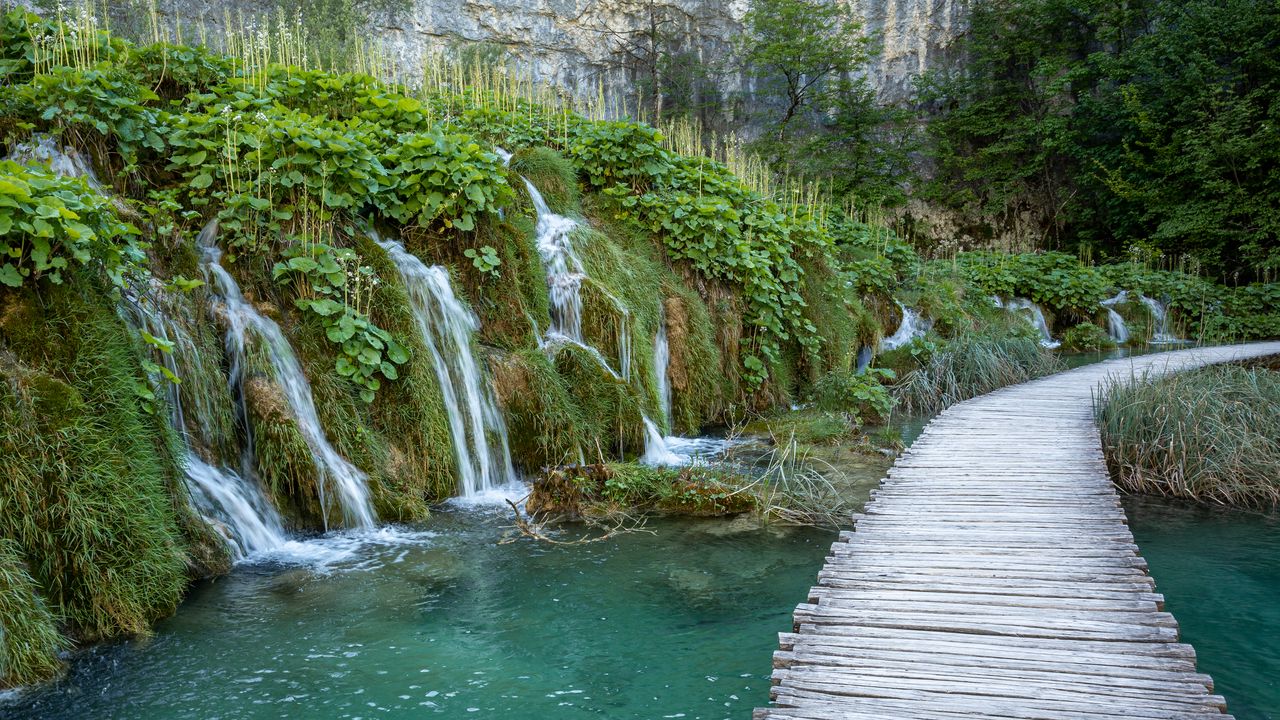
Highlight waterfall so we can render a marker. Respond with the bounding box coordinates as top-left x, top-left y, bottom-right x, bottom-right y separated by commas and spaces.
198, 221, 376, 530
375, 235, 516, 497
1139, 295, 1182, 344
1100, 291, 1183, 344
520, 173, 675, 464
13, 136, 288, 558
653, 303, 672, 430
880, 302, 931, 351
8, 134, 102, 190
1100, 292, 1130, 344
525, 178, 590, 344
123, 288, 288, 560
1000, 297, 1061, 348
854, 345, 873, 374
